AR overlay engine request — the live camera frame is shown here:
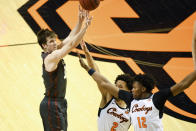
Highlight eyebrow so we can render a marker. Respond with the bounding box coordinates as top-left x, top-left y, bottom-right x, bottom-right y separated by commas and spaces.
49, 39, 54, 42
